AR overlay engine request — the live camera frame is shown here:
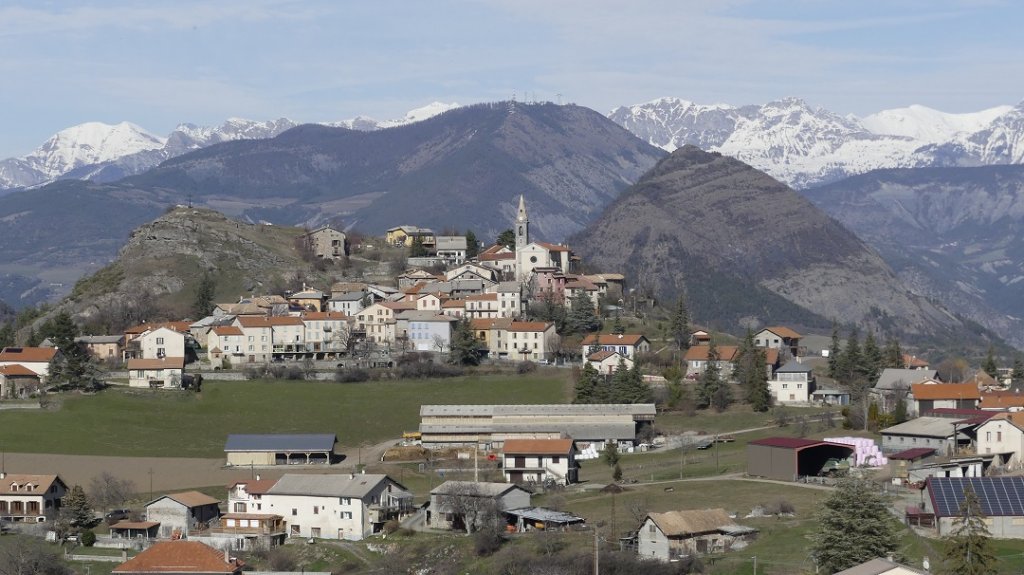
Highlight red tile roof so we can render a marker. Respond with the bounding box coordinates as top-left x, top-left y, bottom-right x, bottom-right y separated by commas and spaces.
580, 334, 648, 346
301, 311, 349, 321
267, 316, 304, 326
211, 326, 243, 336
503, 439, 575, 455
683, 345, 739, 362
227, 479, 278, 495
125, 322, 191, 335
762, 326, 802, 339
587, 350, 619, 362
0, 364, 39, 377
154, 490, 221, 508
911, 382, 981, 401
0, 474, 64, 495
0, 347, 57, 363
536, 241, 570, 252
979, 392, 1024, 410
113, 541, 244, 573
465, 293, 498, 301
903, 354, 930, 368
508, 321, 552, 332
236, 317, 273, 328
